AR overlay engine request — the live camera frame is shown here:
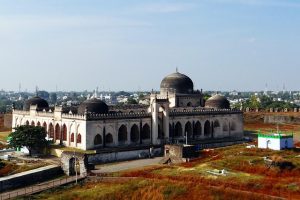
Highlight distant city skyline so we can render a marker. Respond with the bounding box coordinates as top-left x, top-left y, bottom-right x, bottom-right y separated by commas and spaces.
1, 0, 300, 92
